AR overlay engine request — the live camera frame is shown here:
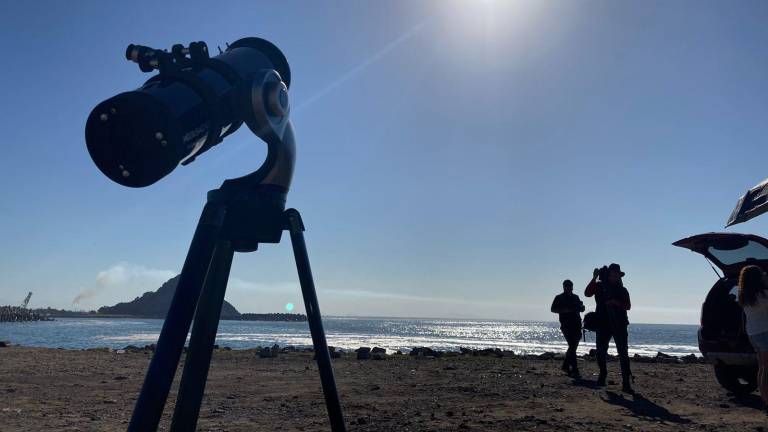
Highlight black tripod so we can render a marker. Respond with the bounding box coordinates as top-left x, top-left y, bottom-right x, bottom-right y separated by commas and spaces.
126, 68, 346, 431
